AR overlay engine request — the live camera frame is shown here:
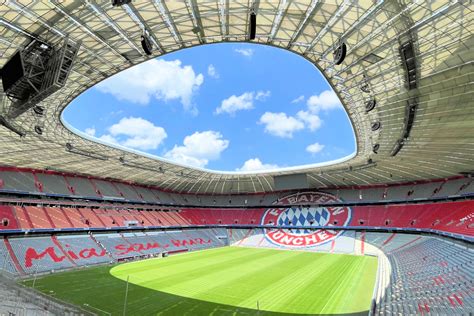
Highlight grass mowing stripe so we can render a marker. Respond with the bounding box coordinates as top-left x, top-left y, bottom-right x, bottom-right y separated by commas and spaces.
22, 247, 377, 315
310, 255, 354, 314
340, 256, 378, 312
318, 257, 362, 313
293, 255, 349, 313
